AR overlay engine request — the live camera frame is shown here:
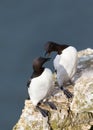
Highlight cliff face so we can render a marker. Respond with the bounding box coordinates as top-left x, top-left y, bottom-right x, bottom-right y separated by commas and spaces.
13, 48, 93, 130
